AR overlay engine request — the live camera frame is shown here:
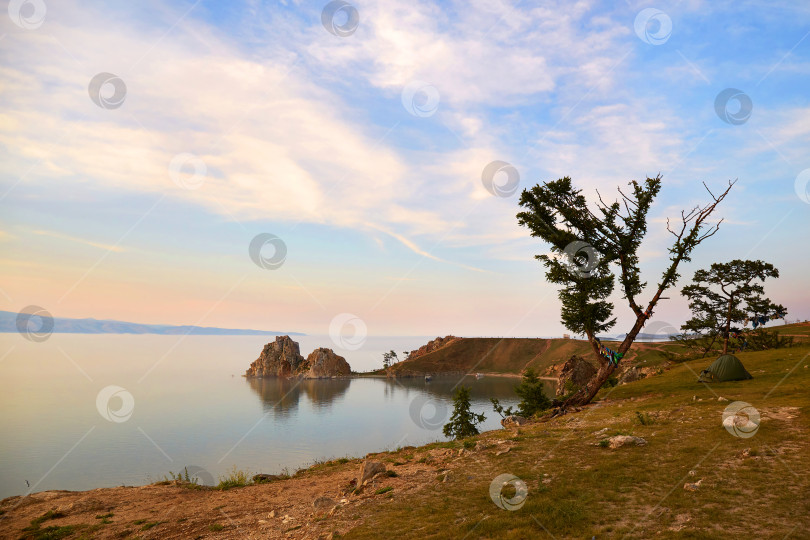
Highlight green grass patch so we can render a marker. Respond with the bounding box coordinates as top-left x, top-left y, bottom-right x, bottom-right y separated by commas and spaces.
217, 465, 251, 490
